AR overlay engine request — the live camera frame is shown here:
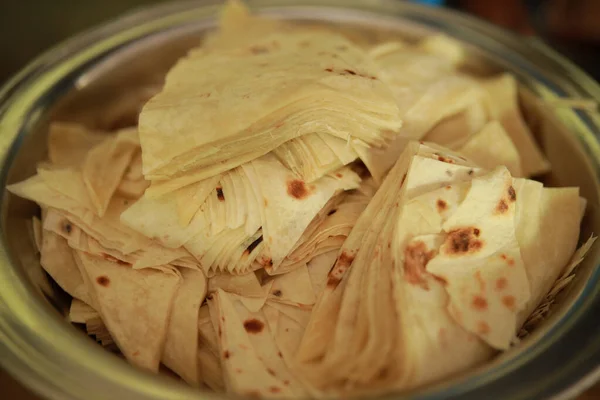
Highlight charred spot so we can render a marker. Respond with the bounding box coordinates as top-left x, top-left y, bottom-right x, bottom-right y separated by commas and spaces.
444, 227, 484, 255
502, 295, 516, 310
403, 241, 436, 289
477, 321, 491, 335
495, 277, 508, 291
327, 208, 337, 216
472, 295, 488, 311
278, 351, 283, 358
269, 387, 282, 394
436, 199, 447, 213
218, 327, 222, 338
63, 222, 72, 234
267, 368, 276, 377
344, 69, 357, 75
96, 276, 110, 287
272, 289, 282, 297
508, 186, 516, 202
287, 179, 312, 200
325, 68, 333, 72
216, 186, 225, 202
245, 236, 263, 256
474, 228, 480, 237
223, 350, 231, 359
243, 319, 264, 334
468, 169, 474, 176
250, 45, 269, 54
496, 199, 508, 214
